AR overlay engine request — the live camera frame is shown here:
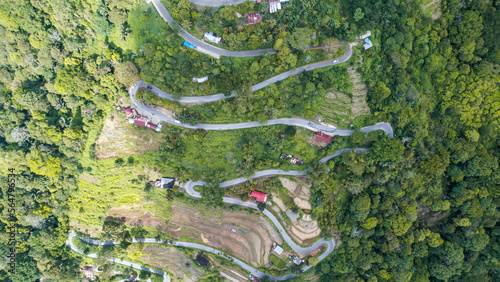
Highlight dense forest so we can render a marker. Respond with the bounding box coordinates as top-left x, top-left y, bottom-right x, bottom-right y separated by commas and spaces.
309, 0, 500, 281
0, 0, 498, 281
